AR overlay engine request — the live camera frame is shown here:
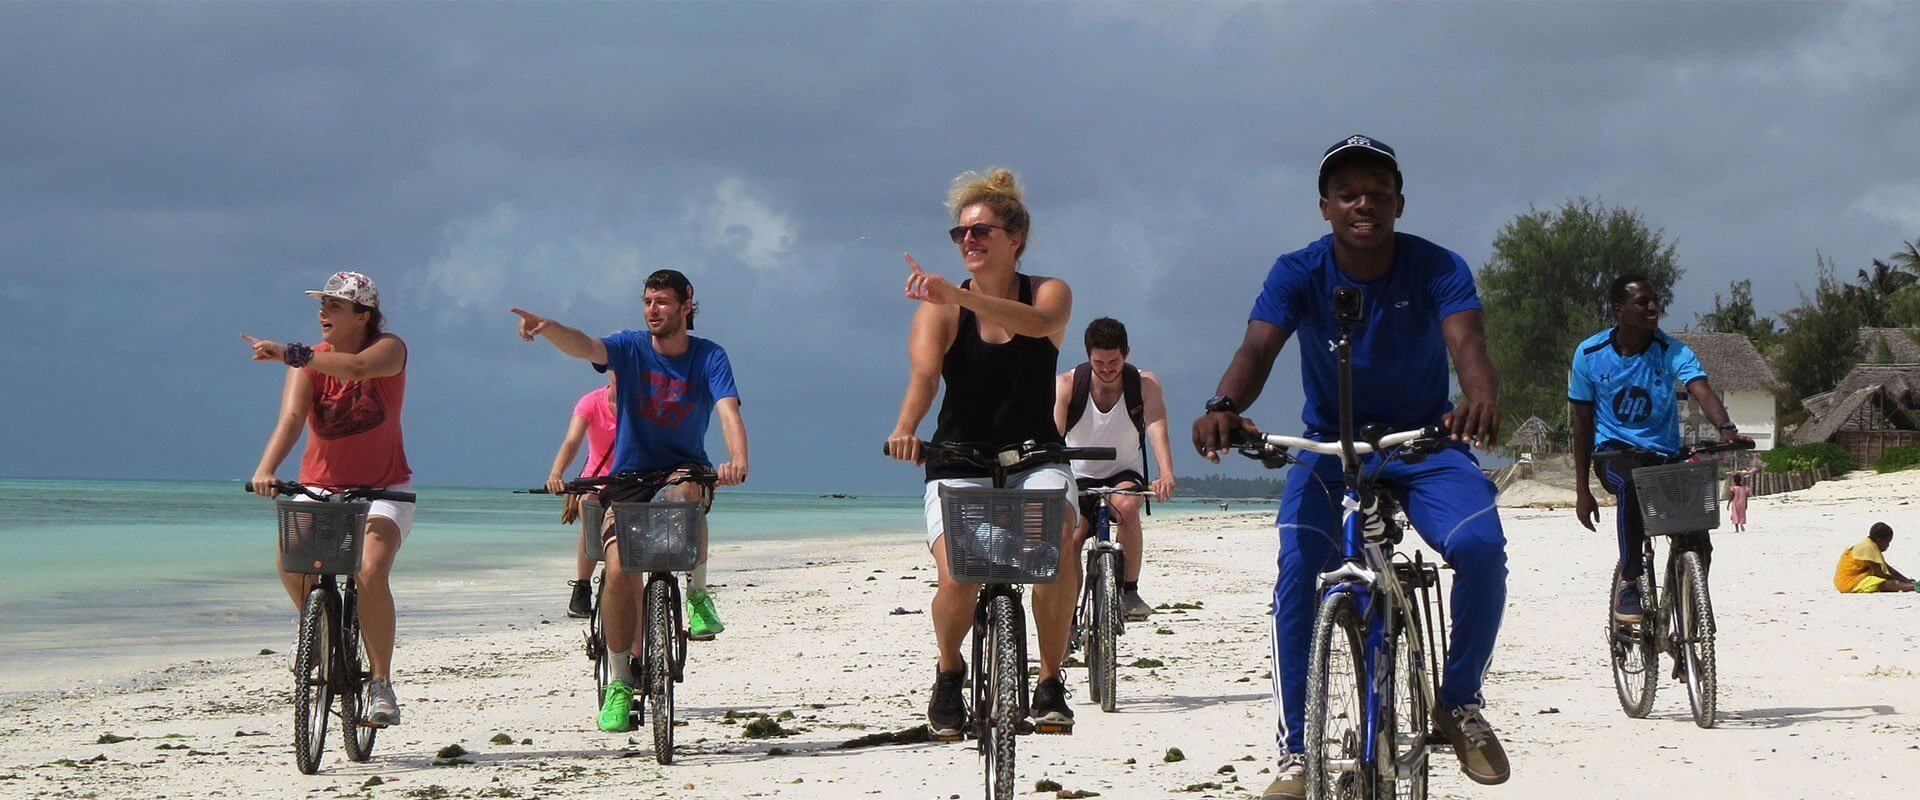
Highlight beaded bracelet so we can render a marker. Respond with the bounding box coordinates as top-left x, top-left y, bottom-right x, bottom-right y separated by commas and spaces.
283, 342, 315, 368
